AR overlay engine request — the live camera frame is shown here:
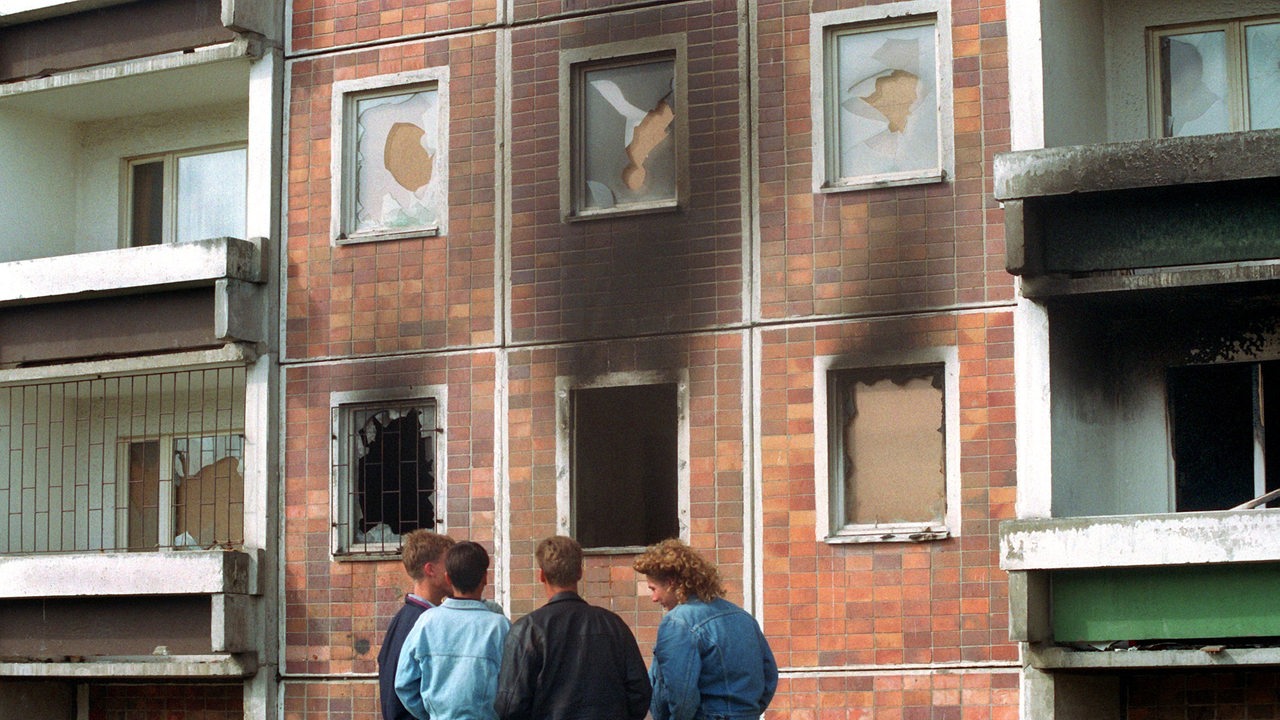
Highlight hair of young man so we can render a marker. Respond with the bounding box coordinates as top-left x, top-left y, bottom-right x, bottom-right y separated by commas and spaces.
401, 530, 455, 581
536, 535, 583, 588
632, 538, 725, 604
445, 541, 490, 594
